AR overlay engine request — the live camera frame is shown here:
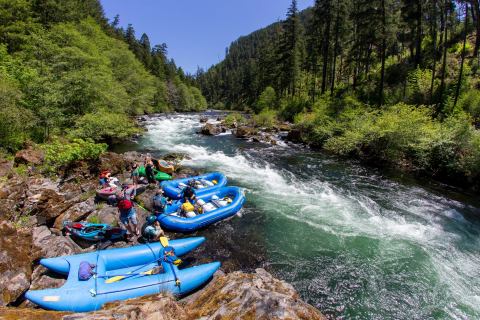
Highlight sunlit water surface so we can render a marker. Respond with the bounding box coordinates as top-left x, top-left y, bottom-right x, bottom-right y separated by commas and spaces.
115, 113, 480, 319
